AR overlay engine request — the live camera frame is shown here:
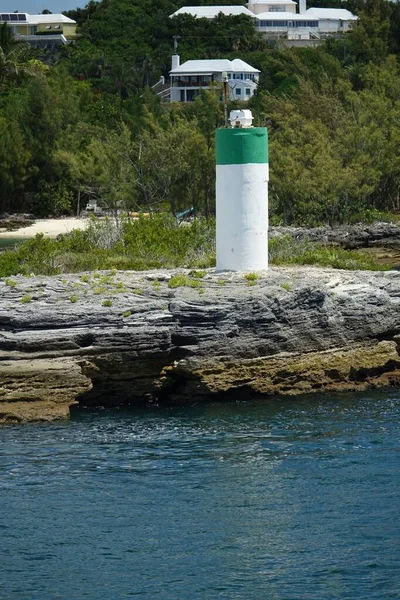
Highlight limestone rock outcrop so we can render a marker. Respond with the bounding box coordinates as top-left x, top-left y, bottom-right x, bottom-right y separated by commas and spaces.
271, 221, 400, 249
1, 267, 400, 423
